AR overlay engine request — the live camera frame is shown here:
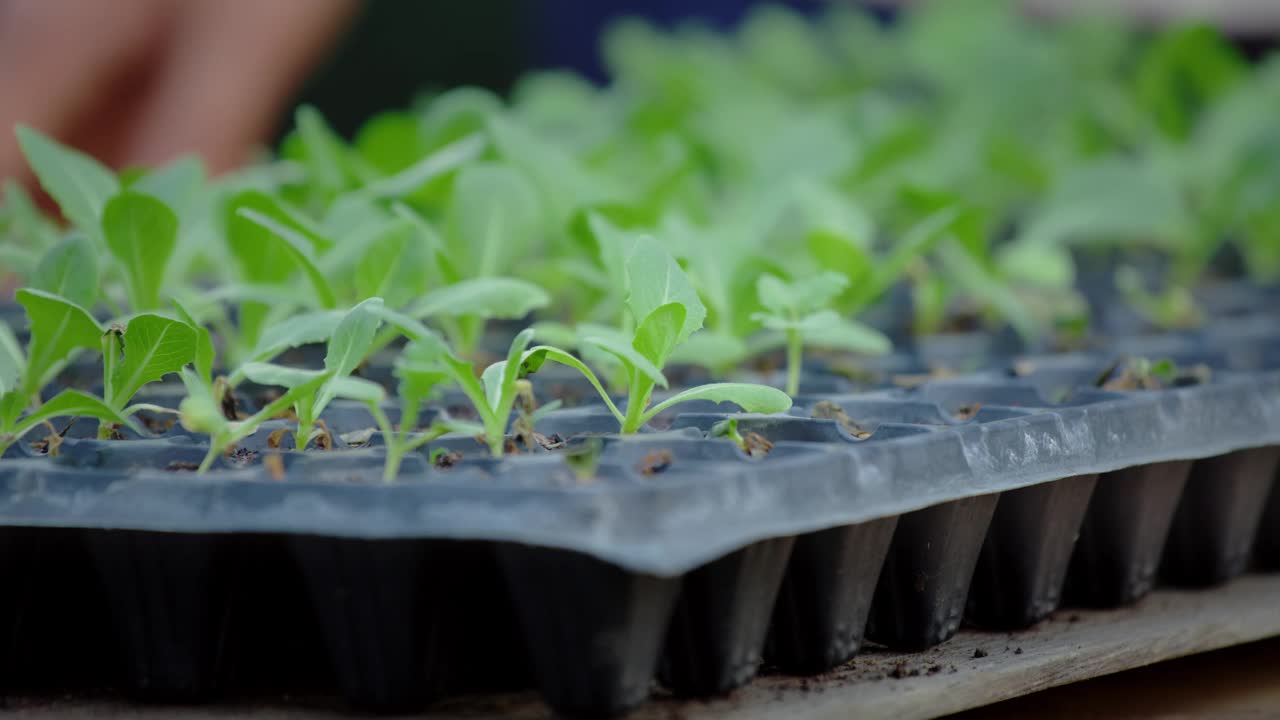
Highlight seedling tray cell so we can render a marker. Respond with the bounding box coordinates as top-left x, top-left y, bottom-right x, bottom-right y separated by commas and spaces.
1065, 460, 1193, 607
867, 494, 1000, 650
1162, 446, 1280, 586
499, 544, 681, 719
291, 536, 443, 711
967, 473, 1099, 629
660, 537, 796, 697
85, 529, 226, 700
767, 515, 899, 674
